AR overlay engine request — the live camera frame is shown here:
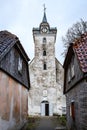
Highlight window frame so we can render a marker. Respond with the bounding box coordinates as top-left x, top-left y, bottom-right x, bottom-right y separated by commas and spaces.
67, 56, 75, 83
68, 66, 71, 82
18, 56, 22, 74
71, 57, 75, 78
